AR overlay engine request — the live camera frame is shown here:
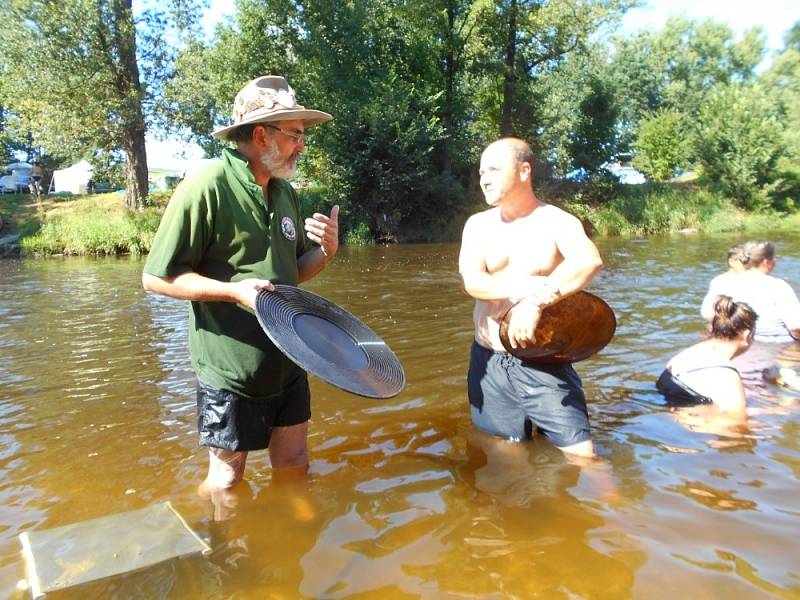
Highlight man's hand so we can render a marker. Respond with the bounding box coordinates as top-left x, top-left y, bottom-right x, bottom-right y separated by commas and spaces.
506, 299, 542, 349
231, 278, 274, 311
305, 205, 340, 259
